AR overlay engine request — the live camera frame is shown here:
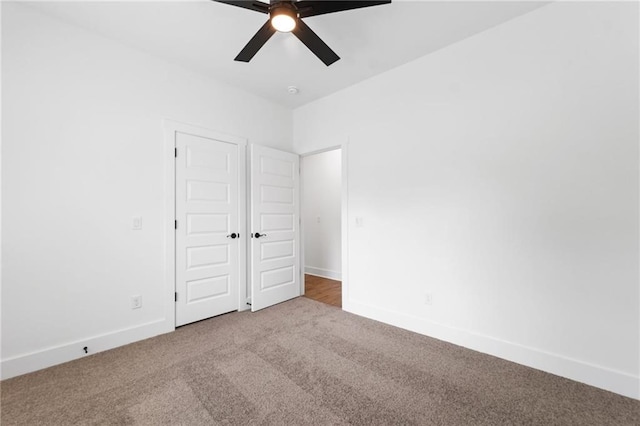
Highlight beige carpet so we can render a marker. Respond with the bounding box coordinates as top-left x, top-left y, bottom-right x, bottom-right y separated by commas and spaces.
1, 297, 638, 425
